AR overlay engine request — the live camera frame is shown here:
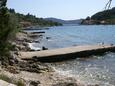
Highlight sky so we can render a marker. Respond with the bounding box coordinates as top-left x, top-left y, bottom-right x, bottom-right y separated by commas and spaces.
7, 0, 115, 20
